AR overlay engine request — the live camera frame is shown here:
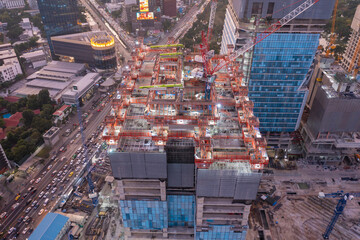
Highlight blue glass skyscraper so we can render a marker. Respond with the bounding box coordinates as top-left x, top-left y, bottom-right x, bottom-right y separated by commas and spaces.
221, 0, 336, 137
37, 0, 82, 57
